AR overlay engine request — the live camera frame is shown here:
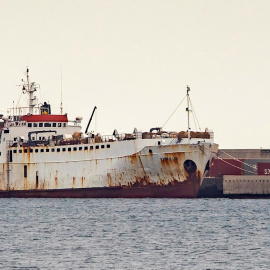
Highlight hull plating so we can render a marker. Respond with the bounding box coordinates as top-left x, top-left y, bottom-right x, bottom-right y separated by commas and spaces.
0, 141, 217, 198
